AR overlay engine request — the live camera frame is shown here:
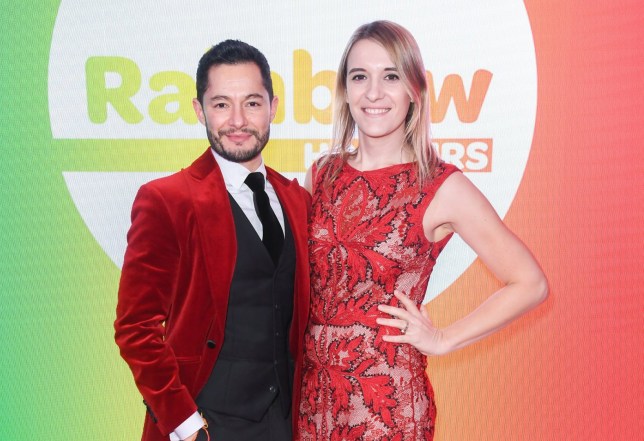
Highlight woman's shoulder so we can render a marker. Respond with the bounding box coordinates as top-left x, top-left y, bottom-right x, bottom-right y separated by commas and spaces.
315, 151, 344, 170
423, 160, 462, 191
313, 152, 345, 180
